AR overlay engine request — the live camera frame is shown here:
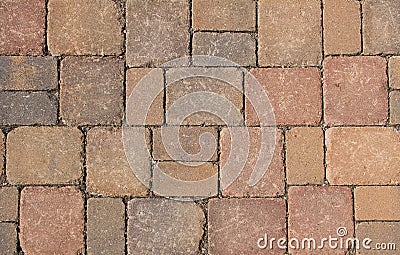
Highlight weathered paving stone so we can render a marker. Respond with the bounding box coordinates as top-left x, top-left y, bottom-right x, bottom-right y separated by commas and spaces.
127, 199, 204, 255
323, 56, 387, 125
0, 57, 58, 91
355, 186, 400, 220
323, 0, 361, 55
87, 198, 125, 255
0, 0, 45, 55
258, 0, 322, 66
0, 131, 4, 176
60, 57, 124, 126
193, 0, 256, 31
0, 187, 19, 221
286, 127, 324, 185
326, 127, 400, 185
0, 223, 17, 254
6, 126, 82, 185
20, 186, 84, 255
192, 32, 256, 66
126, 0, 190, 67
48, 0, 123, 55
356, 222, 400, 254
389, 56, 400, 89
363, 0, 400, 54
208, 198, 286, 255
0, 91, 58, 125
246, 68, 322, 125
390, 90, 400, 124
288, 186, 354, 255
